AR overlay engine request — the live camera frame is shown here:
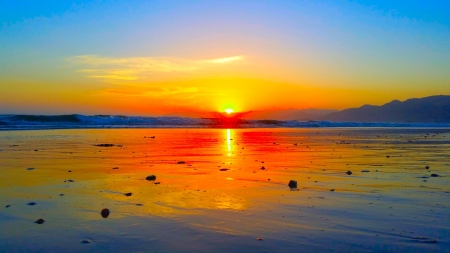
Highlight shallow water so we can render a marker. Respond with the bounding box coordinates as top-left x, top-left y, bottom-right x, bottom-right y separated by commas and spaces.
0, 128, 449, 252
